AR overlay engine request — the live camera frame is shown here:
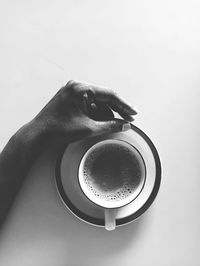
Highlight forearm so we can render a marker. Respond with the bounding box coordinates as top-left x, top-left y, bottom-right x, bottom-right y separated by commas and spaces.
0, 120, 47, 228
